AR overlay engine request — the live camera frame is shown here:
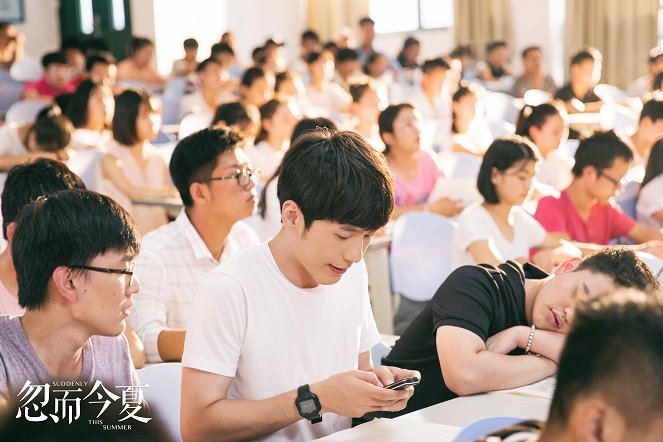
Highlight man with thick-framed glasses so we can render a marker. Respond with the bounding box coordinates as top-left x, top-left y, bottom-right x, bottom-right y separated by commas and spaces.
534, 130, 663, 258
0, 189, 142, 414
0, 159, 145, 369
127, 128, 260, 363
